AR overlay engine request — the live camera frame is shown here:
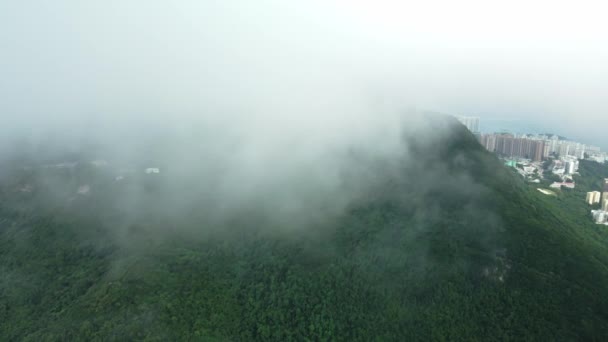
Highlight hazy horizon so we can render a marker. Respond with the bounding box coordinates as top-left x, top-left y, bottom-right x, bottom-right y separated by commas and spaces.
1, 0, 607, 150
